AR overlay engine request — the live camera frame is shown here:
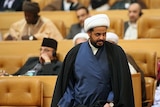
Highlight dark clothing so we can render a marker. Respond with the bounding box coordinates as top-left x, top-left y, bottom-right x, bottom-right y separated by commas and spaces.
42, 0, 82, 11
110, 0, 147, 10
66, 23, 82, 39
13, 57, 62, 75
124, 21, 129, 37
91, 0, 109, 9
51, 41, 135, 107
58, 42, 112, 106
126, 54, 146, 102
0, 0, 25, 11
